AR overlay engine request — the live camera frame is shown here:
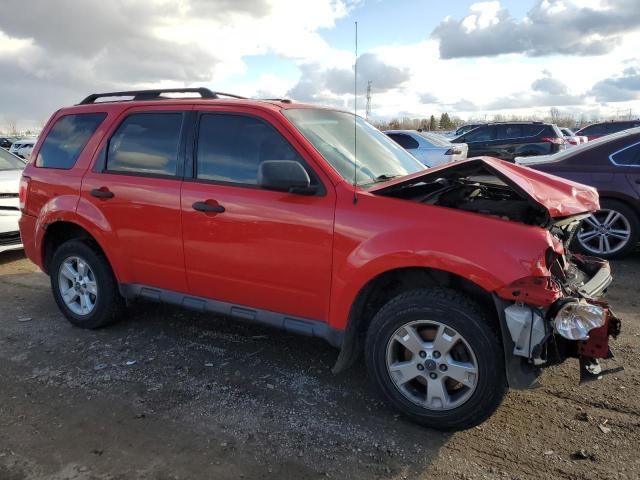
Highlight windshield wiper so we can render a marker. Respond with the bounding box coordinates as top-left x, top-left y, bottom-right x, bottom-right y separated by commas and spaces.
375, 174, 402, 181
